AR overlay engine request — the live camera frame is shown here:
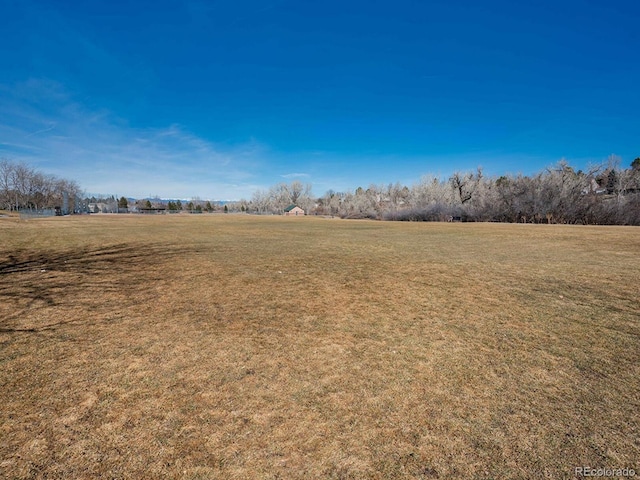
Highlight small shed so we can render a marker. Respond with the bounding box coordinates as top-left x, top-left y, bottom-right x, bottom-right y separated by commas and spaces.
284, 205, 305, 216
